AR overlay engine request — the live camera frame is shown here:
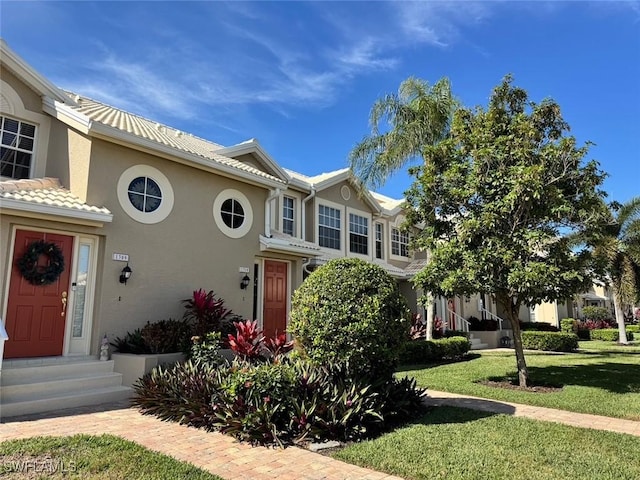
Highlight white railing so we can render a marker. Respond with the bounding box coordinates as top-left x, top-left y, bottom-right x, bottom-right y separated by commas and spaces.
446, 309, 470, 333
0, 319, 8, 372
480, 308, 504, 331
